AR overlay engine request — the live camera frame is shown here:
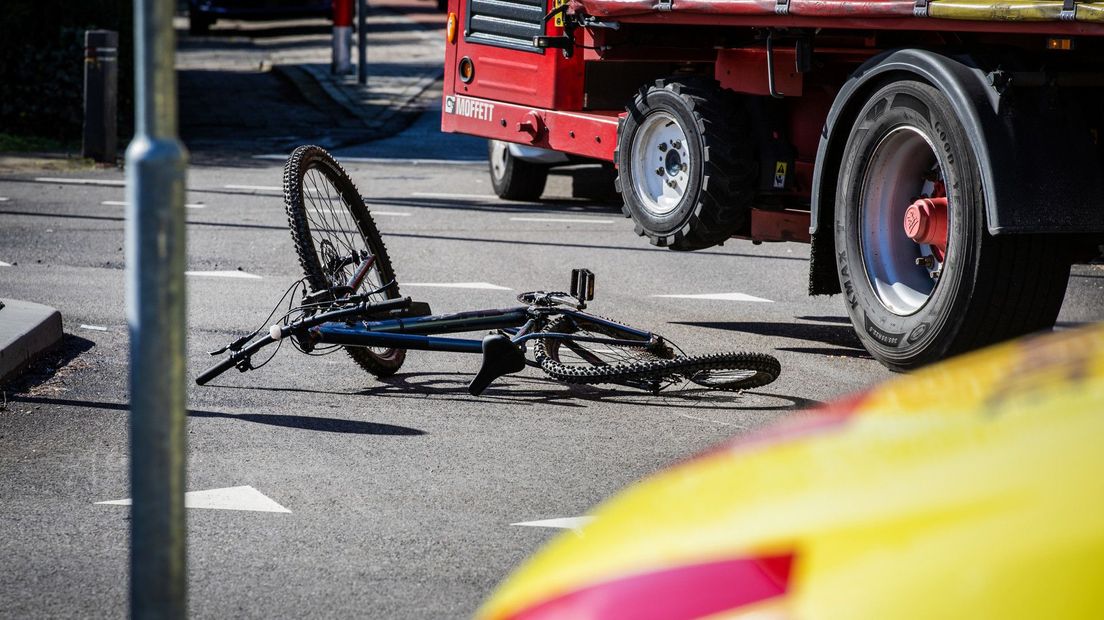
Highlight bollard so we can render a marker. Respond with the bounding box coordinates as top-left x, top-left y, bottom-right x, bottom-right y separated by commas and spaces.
82, 30, 119, 163
357, 0, 368, 85
126, 0, 189, 617
333, 0, 353, 74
